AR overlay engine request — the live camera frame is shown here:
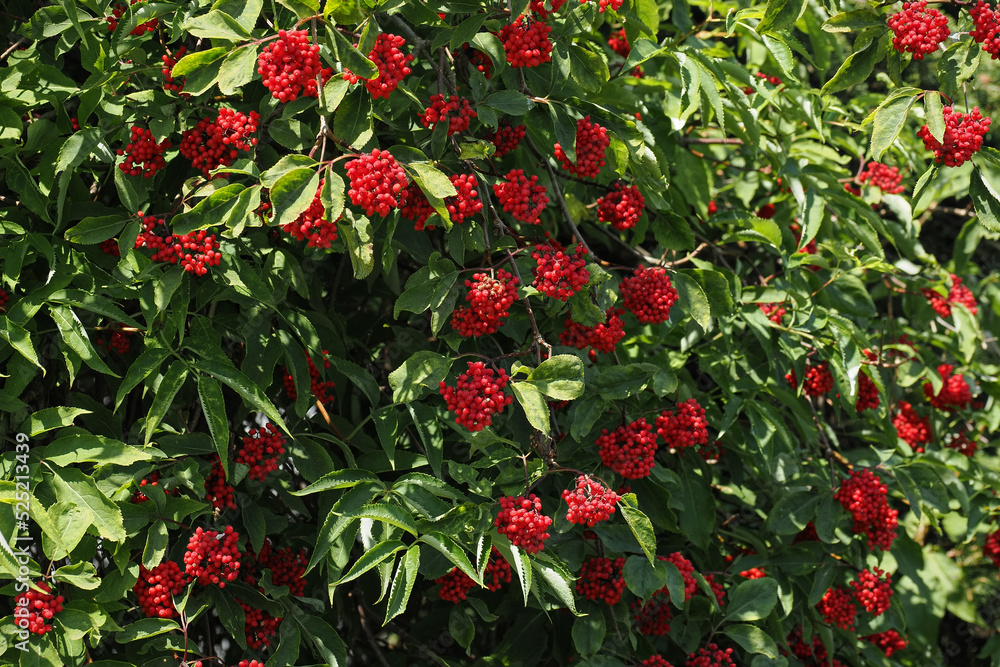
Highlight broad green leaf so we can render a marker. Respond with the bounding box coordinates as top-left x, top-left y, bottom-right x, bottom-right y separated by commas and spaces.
198, 358, 289, 433
297, 615, 348, 667
64, 215, 125, 244
217, 44, 258, 95
389, 351, 454, 403
484, 90, 533, 115
525, 354, 585, 400
620, 499, 656, 566
352, 503, 418, 536
384, 545, 420, 624
724, 624, 780, 658
50, 467, 125, 542
272, 168, 320, 228
145, 361, 189, 444
171, 47, 229, 77
511, 381, 551, 435
869, 90, 919, 161
622, 554, 668, 600
183, 10, 252, 40
332, 28, 377, 79
44, 433, 152, 466
821, 38, 879, 95
114, 348, 170, 411
421, 532, 482, 585
334, 540, 405, 585
672, 271, 711, 332
726, 578, 779, 621
758, 0, 807, 34
50, 304, 118, 377
822, 9, 884, 33
924, 91, 945, 144
970, 167, 1000, 233
19, 407, 91, 437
